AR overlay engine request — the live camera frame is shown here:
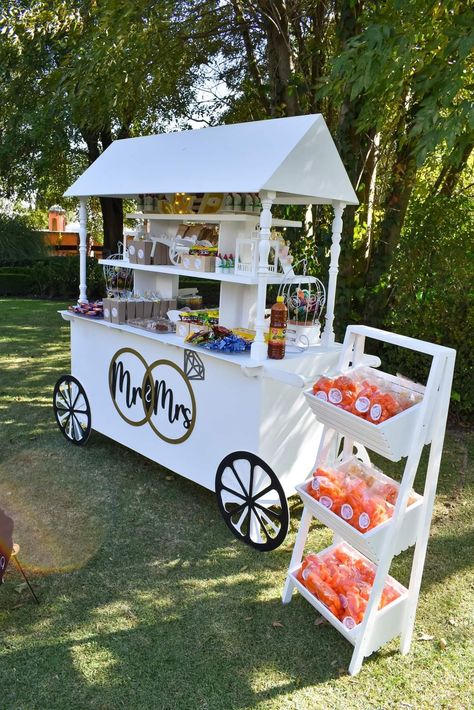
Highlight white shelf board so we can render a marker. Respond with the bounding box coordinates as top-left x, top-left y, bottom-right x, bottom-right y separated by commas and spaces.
127, 212, 302, 228
60, 310, 340, 370
98, 258, 286, 285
